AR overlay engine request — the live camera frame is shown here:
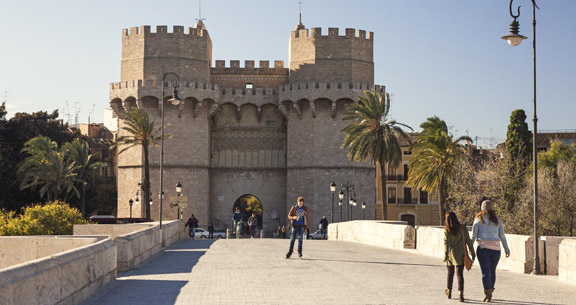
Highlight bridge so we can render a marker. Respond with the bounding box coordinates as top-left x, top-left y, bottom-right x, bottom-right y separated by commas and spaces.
81, 238, 576, 305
